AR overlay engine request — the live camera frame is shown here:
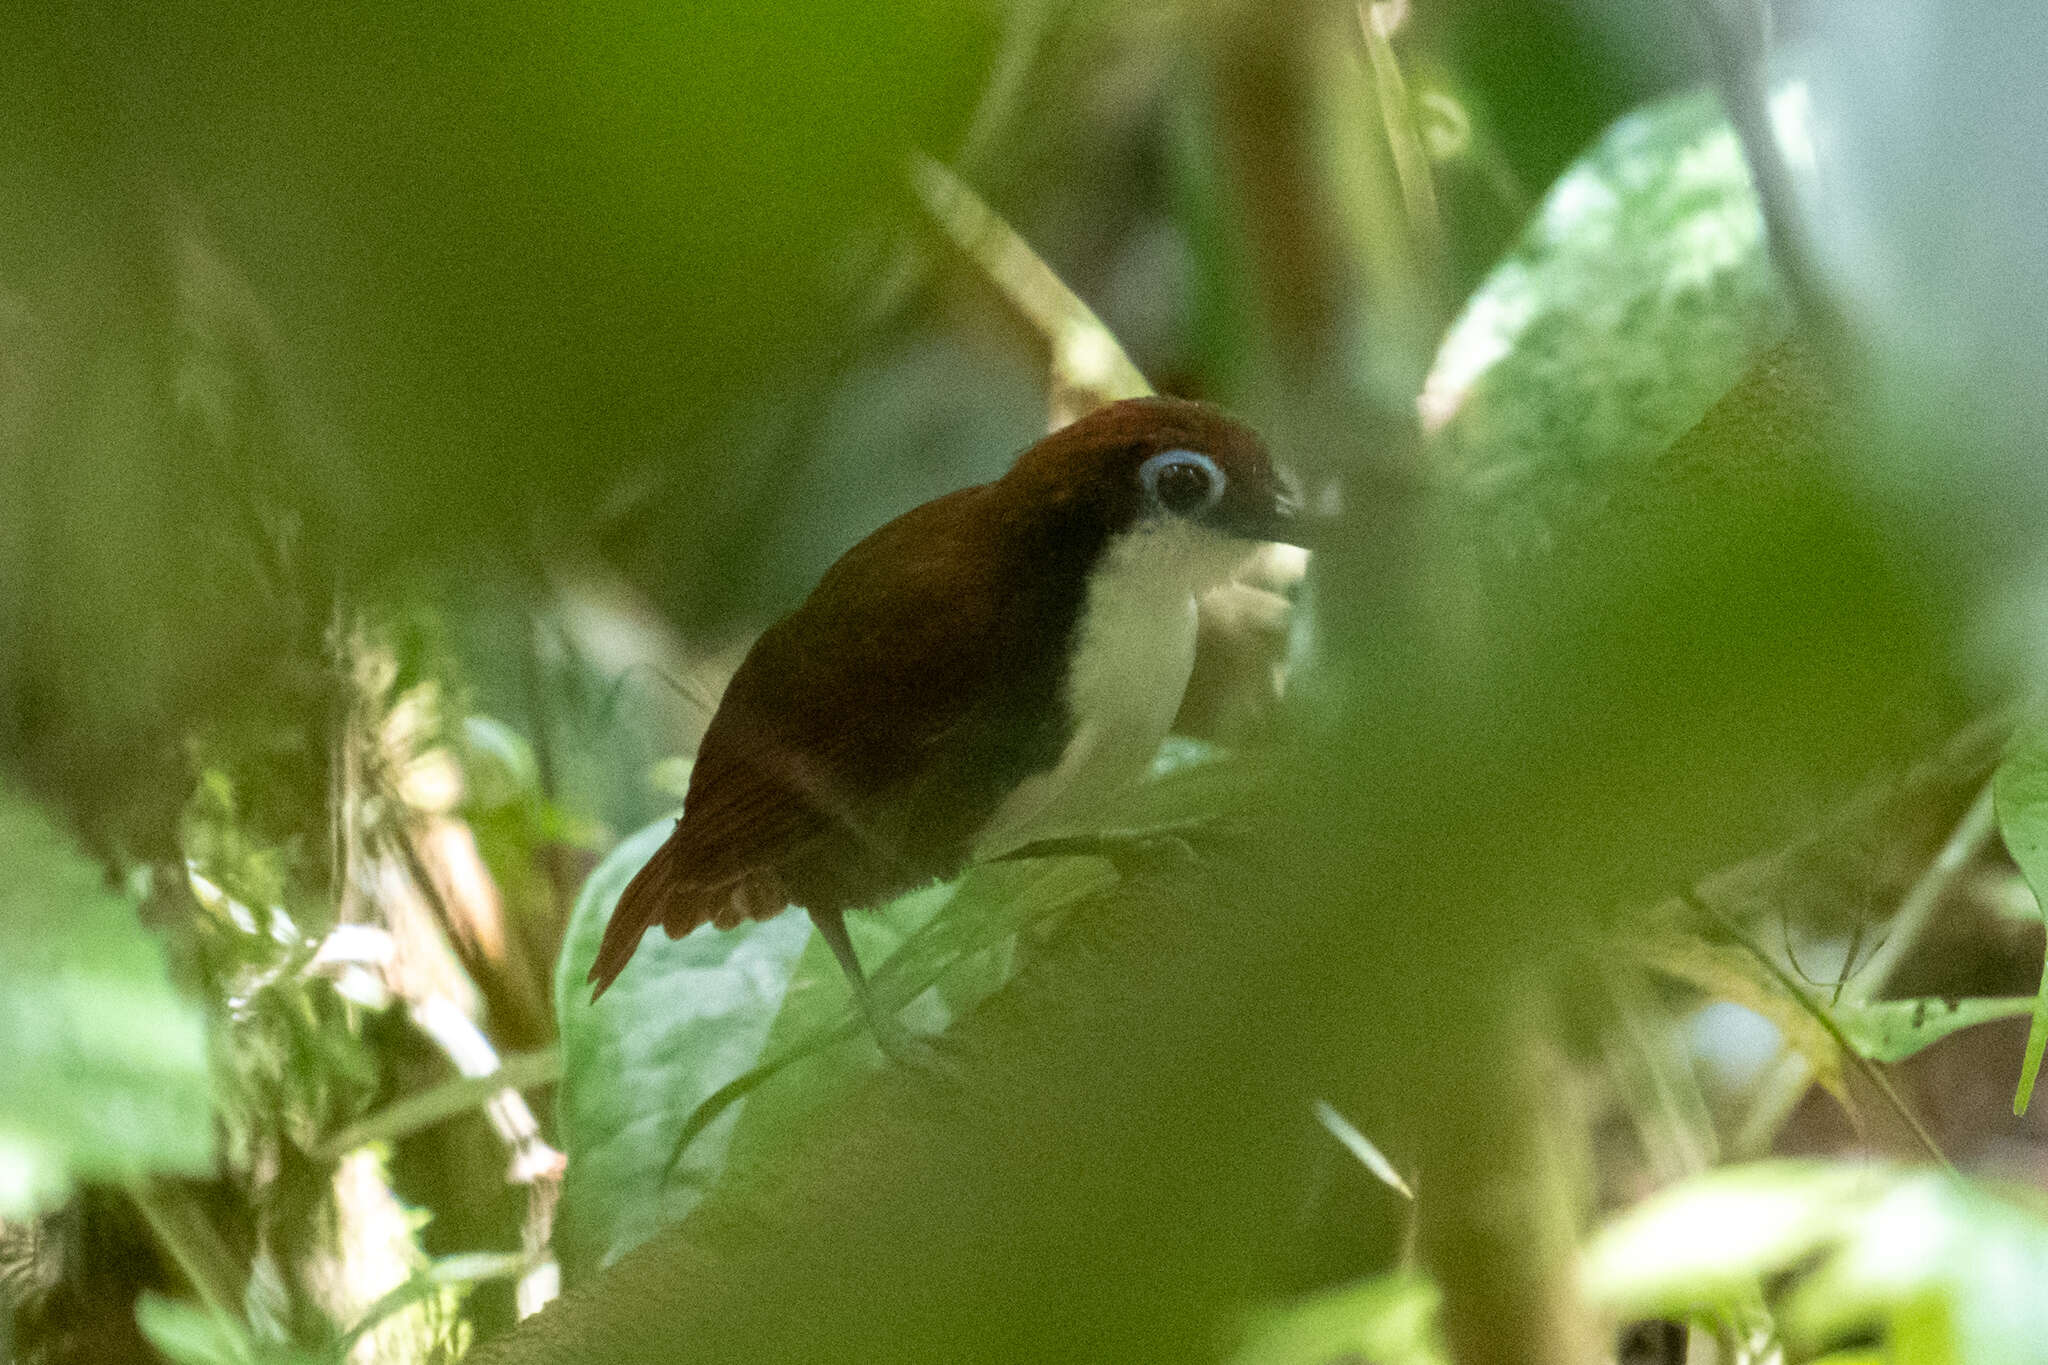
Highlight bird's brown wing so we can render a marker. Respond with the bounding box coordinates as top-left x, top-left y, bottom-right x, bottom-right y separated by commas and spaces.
587, 486, 1071, 997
